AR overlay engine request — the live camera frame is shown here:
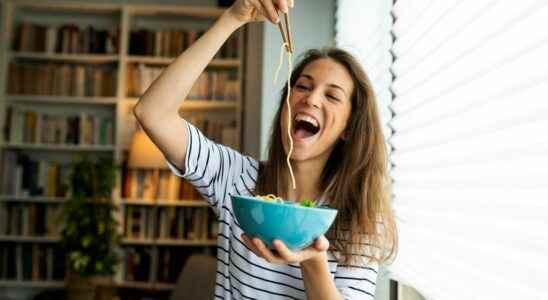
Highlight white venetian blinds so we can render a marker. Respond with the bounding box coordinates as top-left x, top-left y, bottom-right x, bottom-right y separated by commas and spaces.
389, 0, 548, 299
